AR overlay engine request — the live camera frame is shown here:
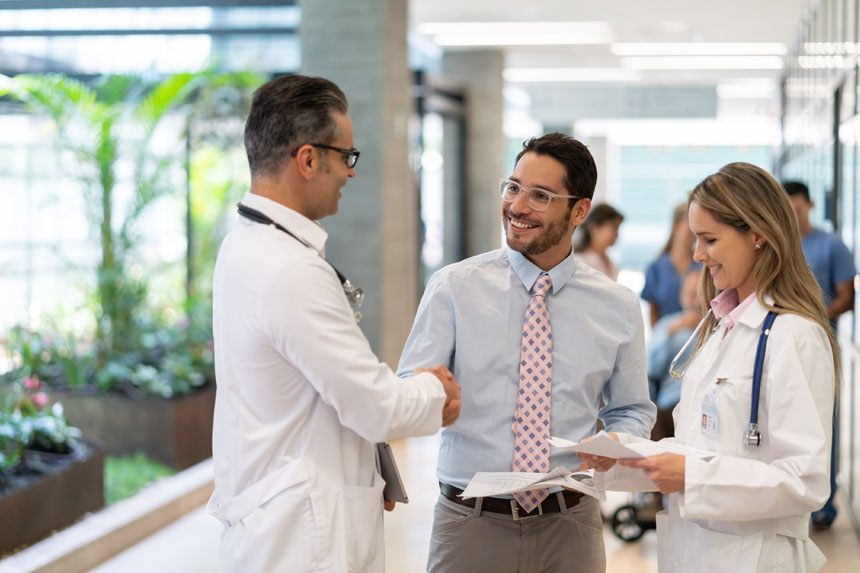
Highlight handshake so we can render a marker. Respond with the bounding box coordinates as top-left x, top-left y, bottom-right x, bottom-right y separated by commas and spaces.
415, 365, 462, 427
